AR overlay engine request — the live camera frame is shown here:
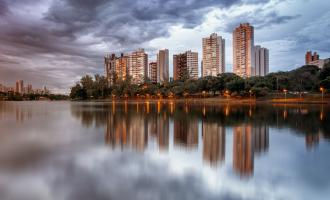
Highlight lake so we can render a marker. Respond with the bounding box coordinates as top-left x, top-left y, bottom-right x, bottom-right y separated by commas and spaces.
0, 101, 329, 200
